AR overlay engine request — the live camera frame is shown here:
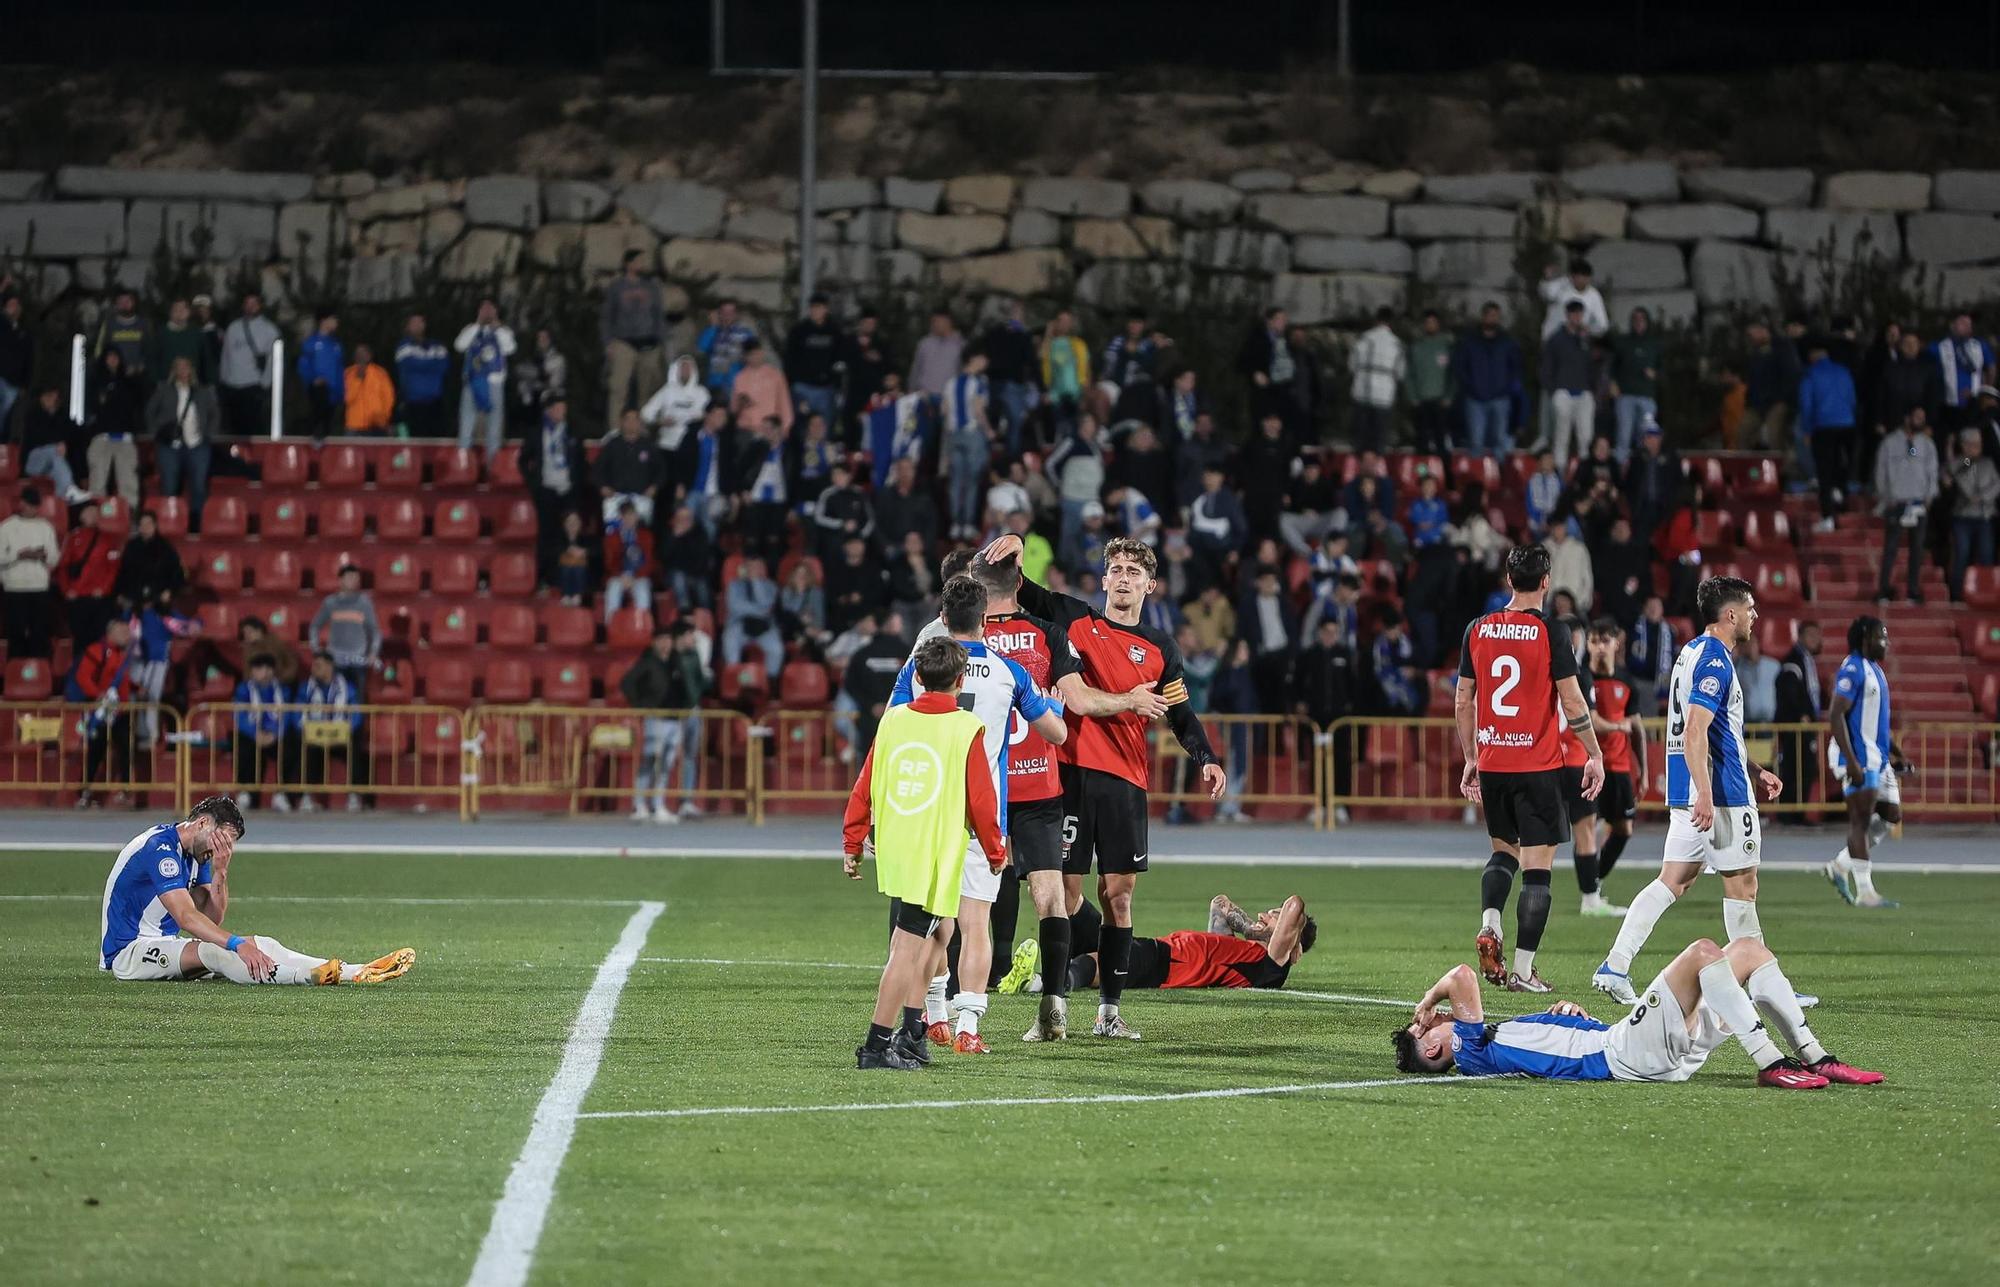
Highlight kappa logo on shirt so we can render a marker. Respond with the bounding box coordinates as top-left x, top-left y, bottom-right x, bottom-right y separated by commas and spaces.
1703, 656, 1729, 670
